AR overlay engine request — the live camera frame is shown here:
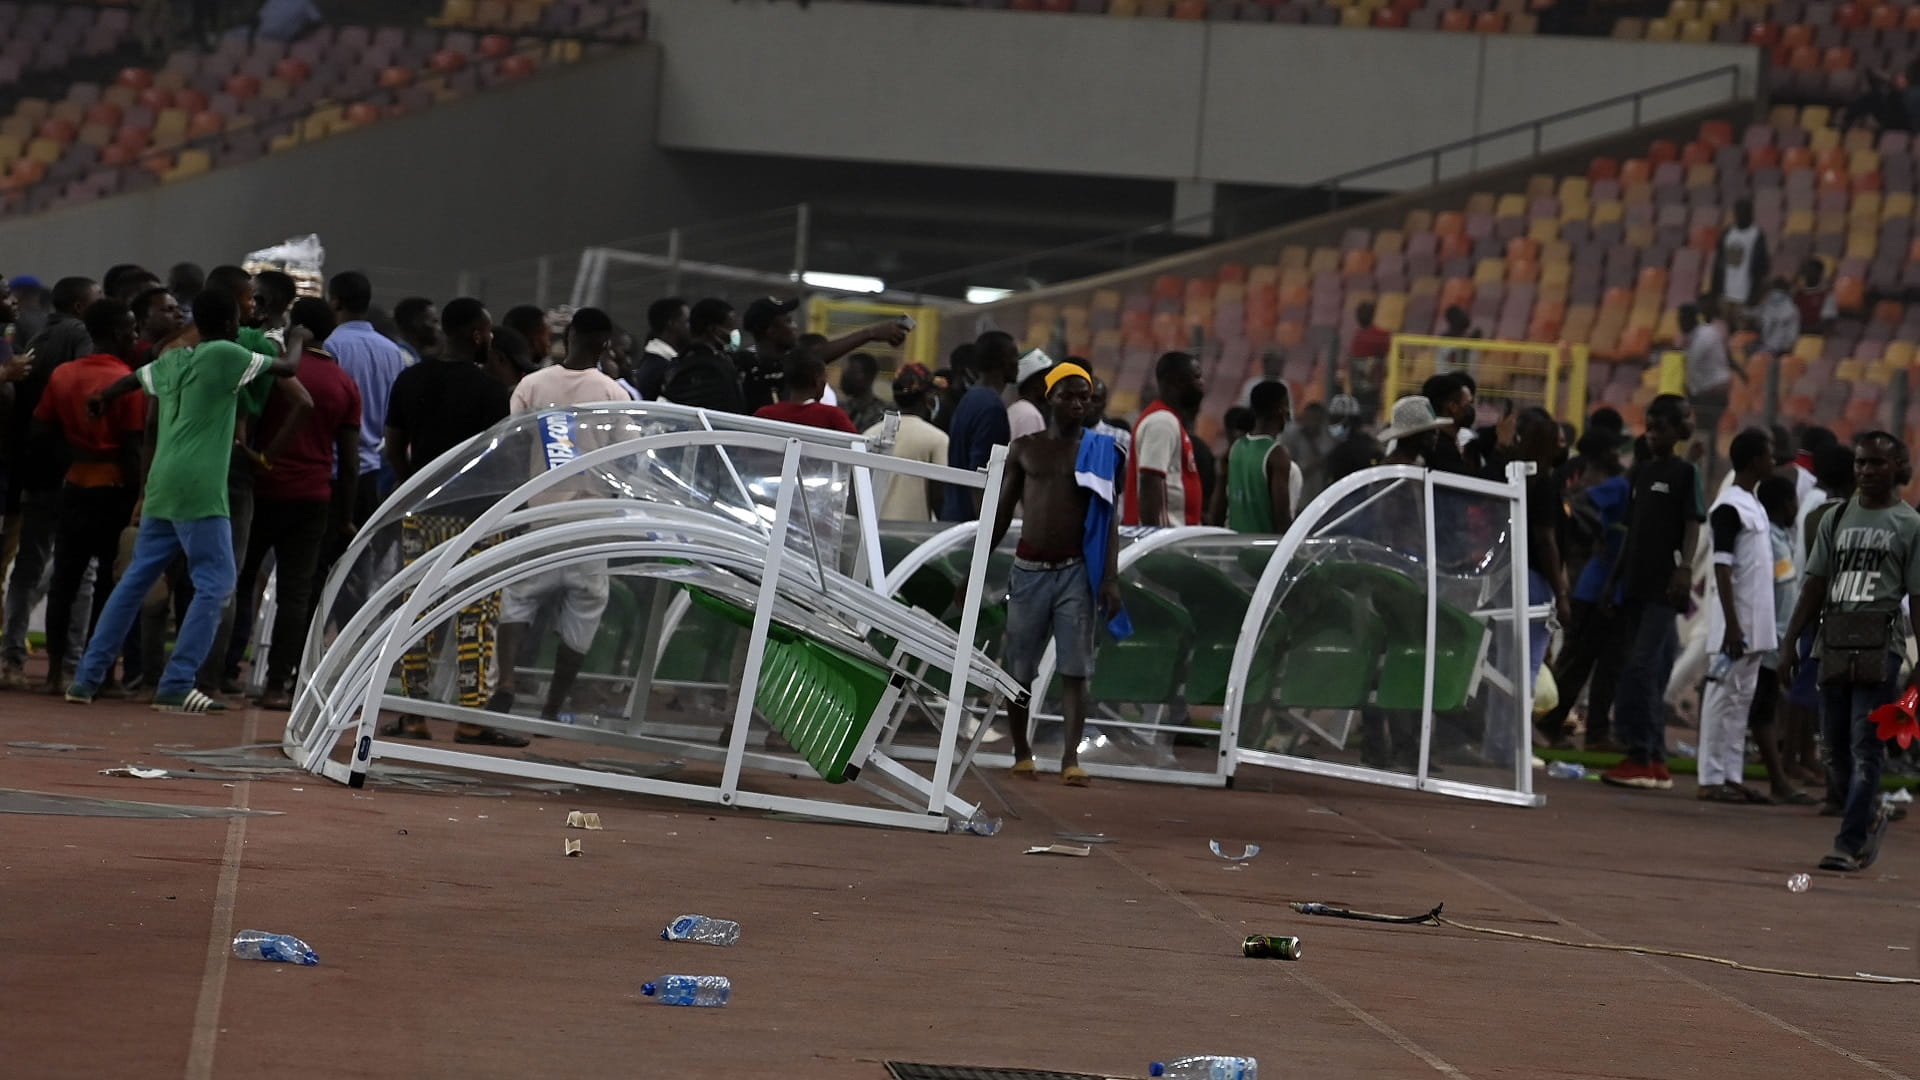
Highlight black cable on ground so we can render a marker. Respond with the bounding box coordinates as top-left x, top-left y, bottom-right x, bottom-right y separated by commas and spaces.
1289, 901, 1920, 985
